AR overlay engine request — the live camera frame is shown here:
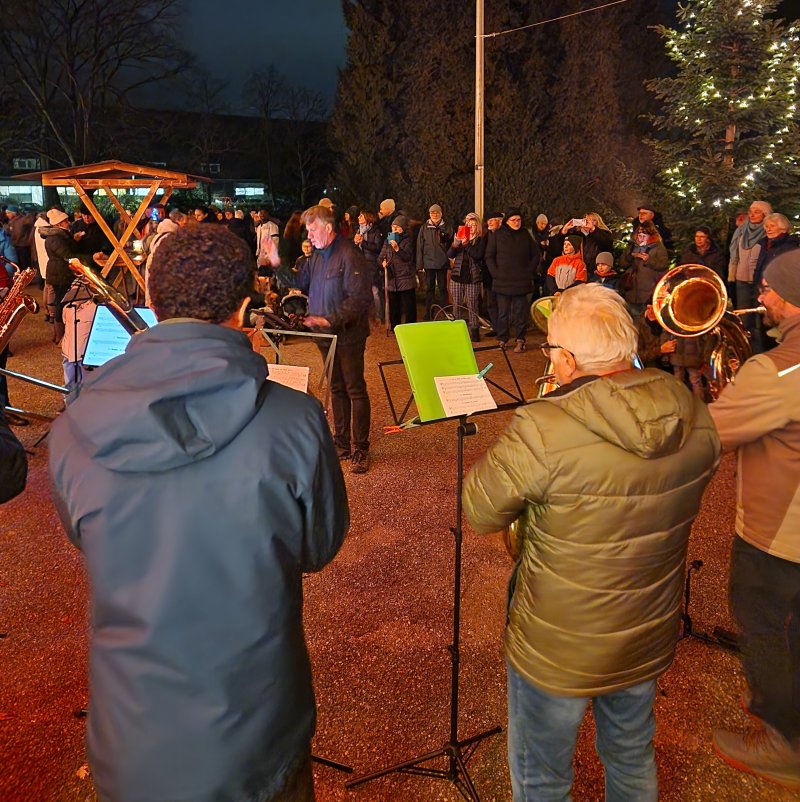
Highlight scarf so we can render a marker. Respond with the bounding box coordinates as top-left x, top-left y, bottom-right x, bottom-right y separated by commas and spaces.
730, 220, 765, 265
